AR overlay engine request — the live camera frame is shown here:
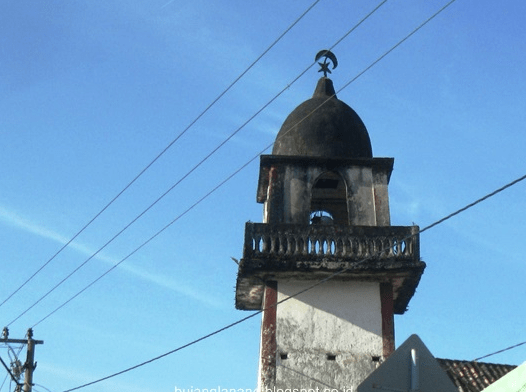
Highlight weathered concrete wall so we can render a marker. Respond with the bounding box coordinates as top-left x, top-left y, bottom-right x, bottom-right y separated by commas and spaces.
341, 167, 375, 226
258, 156, 394, 226
284, 165, 313, 224
373, 170, 390, 226
264, 162, 388, 227
274, 280, 383, 391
